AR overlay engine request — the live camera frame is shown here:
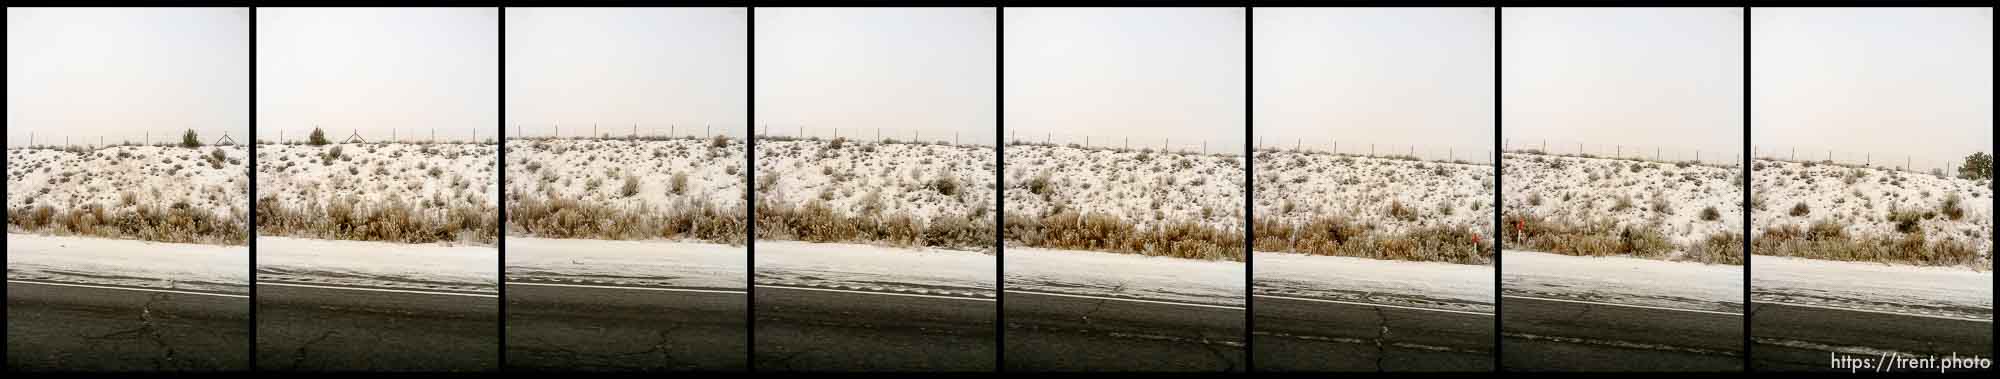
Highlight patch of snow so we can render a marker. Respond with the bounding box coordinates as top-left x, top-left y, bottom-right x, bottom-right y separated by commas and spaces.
1502, 152, 1742, 259
756, 140, 994, 226
257, 236, 496, 292
1750, 159, 1991, 262
1004, 144, 1242, 232
1752, 254, 1991, 320
256, 142, 499, 212
1254, 251, 1492, 313
6, 233, 247, 294
756, 240, 993, 297
1254, 151, 1492, 238
1006, 247, 1244, 307
506, 237, 745, 290
1502, 250, 1742, 313
505, 138, 746, 212
6, 145, 250, 220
